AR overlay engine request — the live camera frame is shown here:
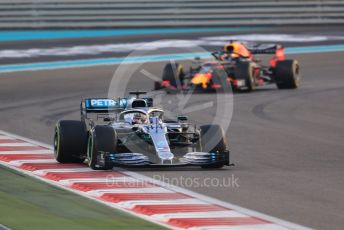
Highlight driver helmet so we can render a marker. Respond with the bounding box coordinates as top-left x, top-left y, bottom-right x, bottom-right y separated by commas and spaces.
132, 113, 148, 125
